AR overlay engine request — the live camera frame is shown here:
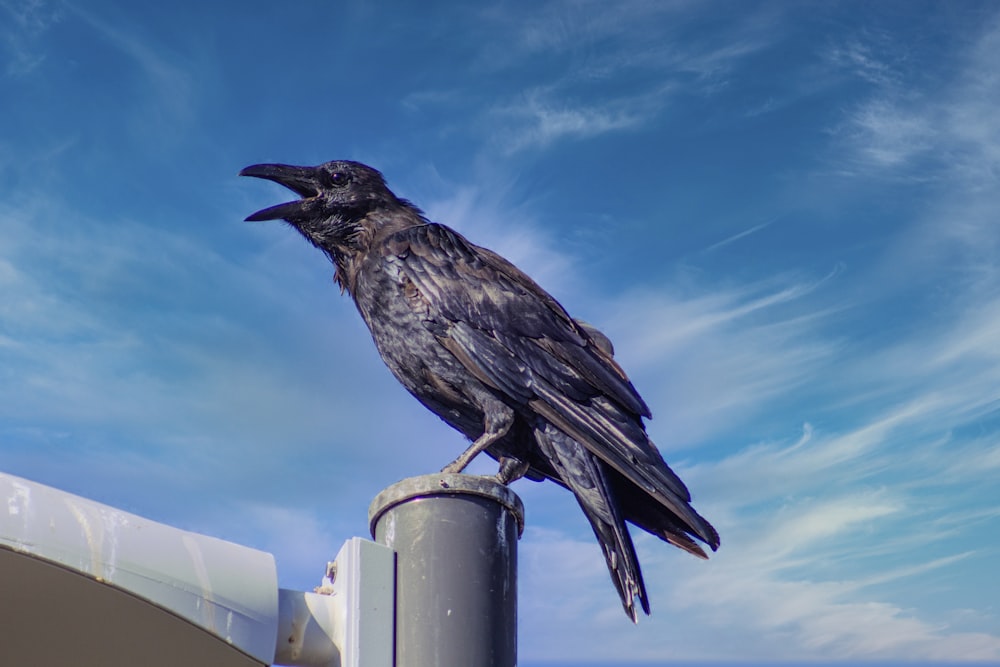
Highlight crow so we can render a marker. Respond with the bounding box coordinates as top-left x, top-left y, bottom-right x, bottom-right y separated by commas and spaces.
240, 160, 719, 621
